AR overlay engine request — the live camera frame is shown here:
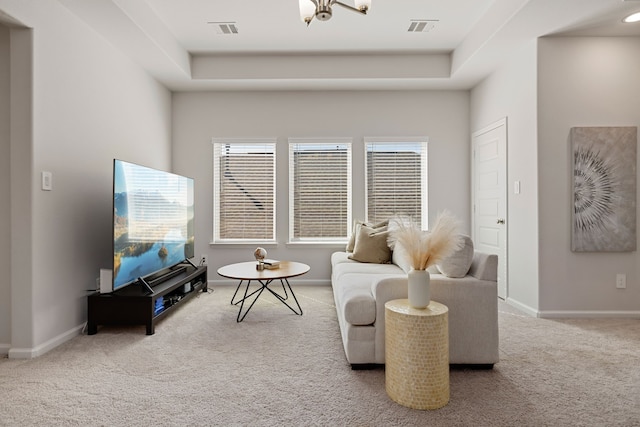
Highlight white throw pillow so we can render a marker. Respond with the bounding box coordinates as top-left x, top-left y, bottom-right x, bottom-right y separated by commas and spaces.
437, 235, 474, 278
391, 242, 412, 274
